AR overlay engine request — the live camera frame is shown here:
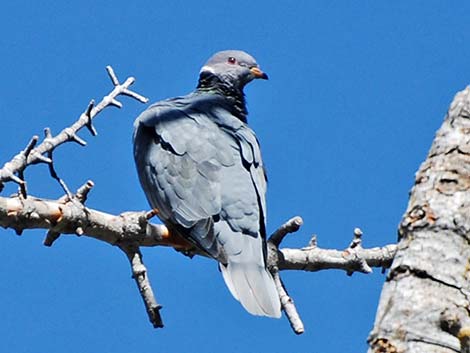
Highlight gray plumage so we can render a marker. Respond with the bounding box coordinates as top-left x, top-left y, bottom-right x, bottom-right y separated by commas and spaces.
133, 50, 281, 318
